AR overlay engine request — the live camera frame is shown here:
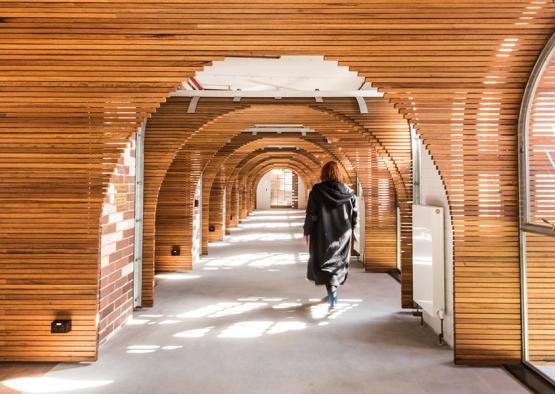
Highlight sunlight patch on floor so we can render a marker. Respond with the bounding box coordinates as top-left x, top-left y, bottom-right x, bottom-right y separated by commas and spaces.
127, 345, 159, 354
127, 318, 150, 325
178, 302, 243, 318
267, 321, 306, 335
174, 327, 214, 338
155, 273, 202, 280
1, 377, 114, 393
201, 251, 308, 269
240, 222, 303, 229
218, 321, 275, 338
